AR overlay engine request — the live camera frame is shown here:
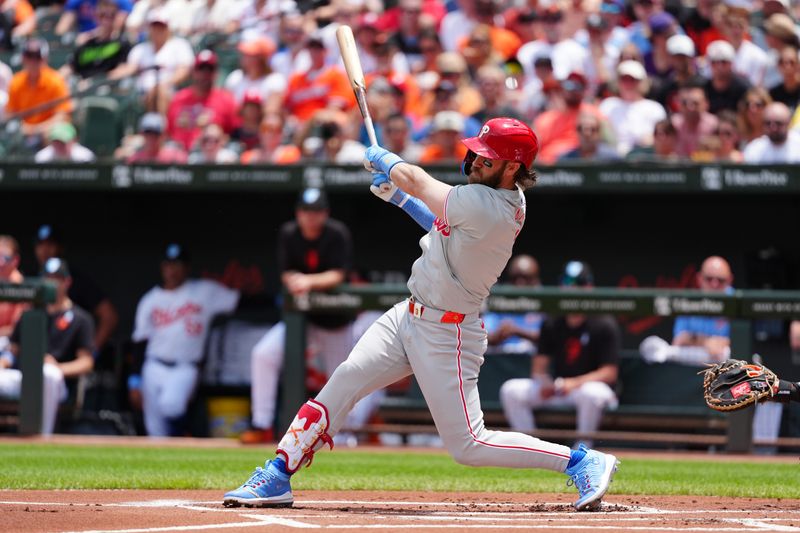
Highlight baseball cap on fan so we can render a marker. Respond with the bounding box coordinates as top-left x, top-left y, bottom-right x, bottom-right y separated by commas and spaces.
559, 260, 594, 287
296, 188, 329, 211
